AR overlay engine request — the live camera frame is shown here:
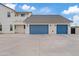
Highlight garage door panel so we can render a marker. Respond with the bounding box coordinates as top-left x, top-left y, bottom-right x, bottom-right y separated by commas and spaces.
30, 25, 48, 34
57, 25, 68, 34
